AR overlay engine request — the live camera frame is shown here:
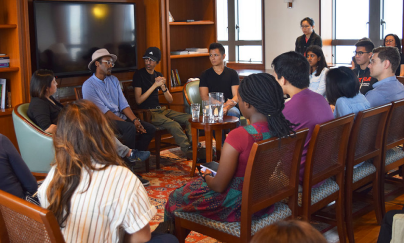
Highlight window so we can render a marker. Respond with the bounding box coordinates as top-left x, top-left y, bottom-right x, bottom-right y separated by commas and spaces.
216, 0, 263, 63
332, 0, 403, 64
